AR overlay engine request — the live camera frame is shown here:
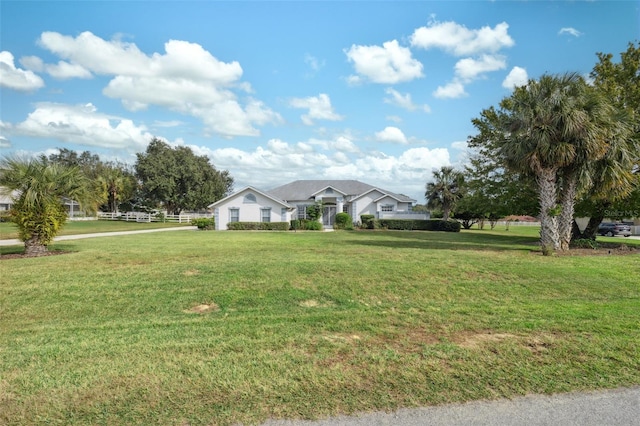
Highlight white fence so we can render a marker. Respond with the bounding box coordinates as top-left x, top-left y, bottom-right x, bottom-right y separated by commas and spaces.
98, 212, 212, 223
